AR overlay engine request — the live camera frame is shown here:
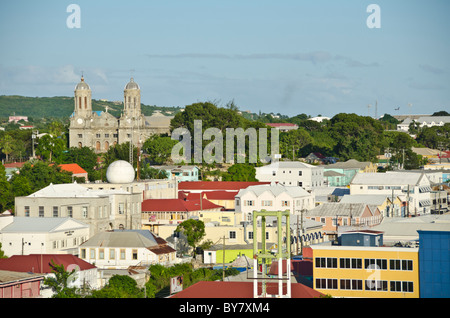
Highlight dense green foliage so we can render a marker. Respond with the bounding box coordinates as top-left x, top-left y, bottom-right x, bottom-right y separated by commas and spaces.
175, 219, 206, 253
145, 263, 240, 298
